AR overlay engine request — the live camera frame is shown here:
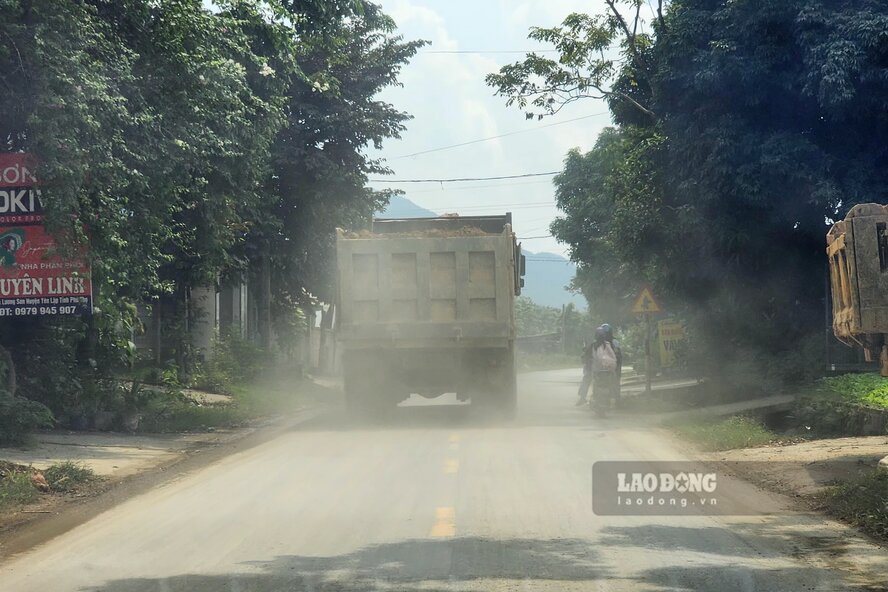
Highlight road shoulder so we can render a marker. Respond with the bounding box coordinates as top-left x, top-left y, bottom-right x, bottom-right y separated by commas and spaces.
0, 406, 325, 560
